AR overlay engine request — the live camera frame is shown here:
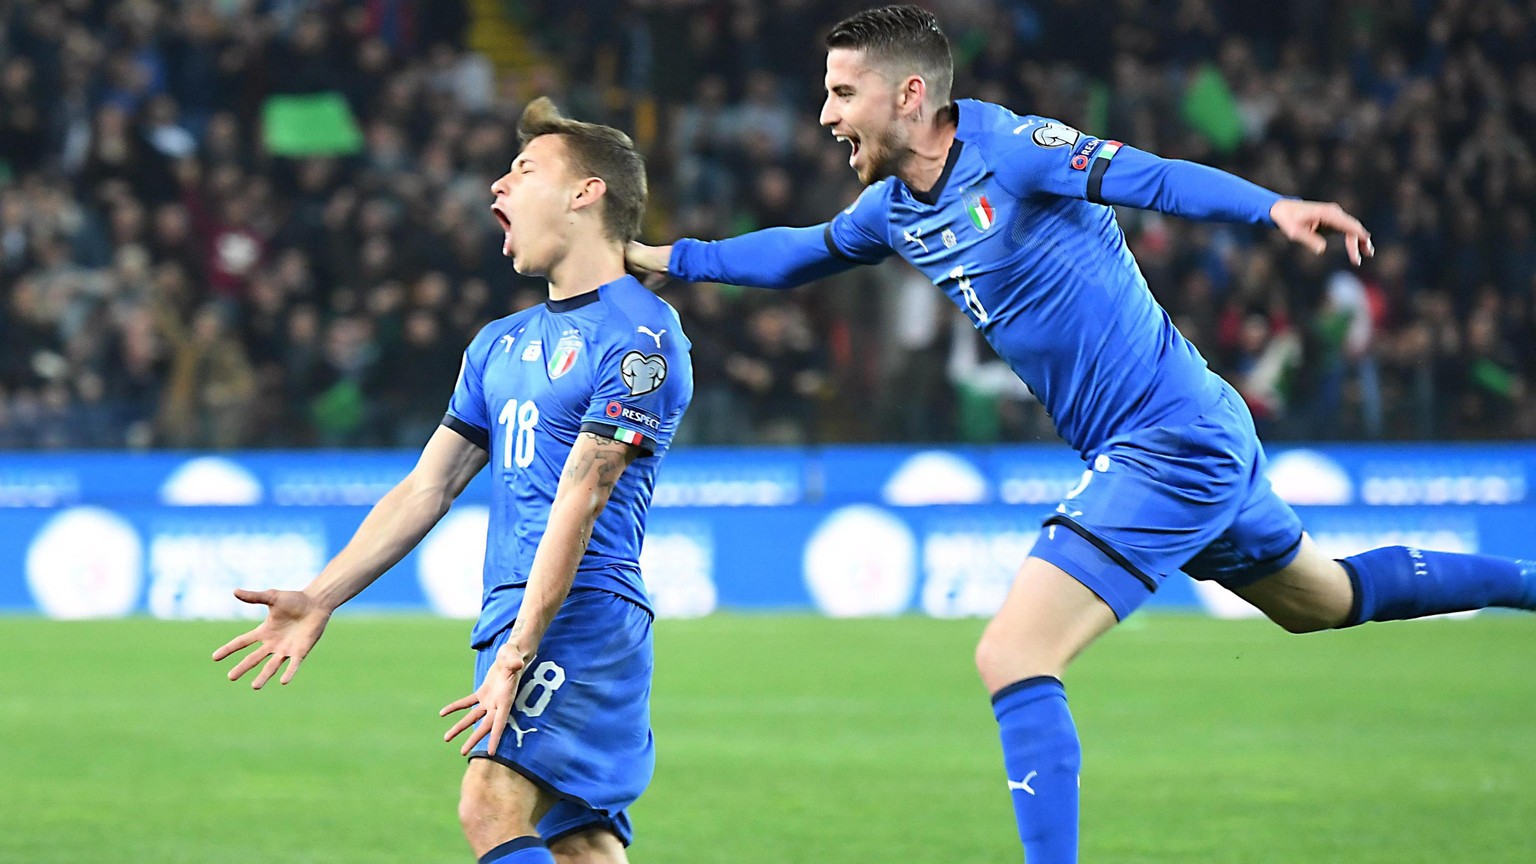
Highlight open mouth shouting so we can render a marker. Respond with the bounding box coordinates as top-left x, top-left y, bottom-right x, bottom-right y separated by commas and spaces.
833, 130, 862, 167
490, 202, 513, 257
